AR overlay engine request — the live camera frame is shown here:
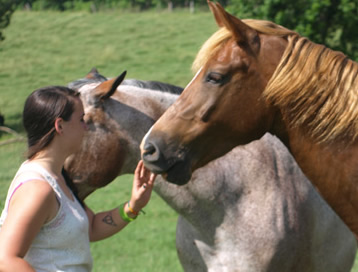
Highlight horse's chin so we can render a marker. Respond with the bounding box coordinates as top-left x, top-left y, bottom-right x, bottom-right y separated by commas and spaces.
163, 171, 191, 186
161, 162, 192, 185
143, 154, 192, 185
